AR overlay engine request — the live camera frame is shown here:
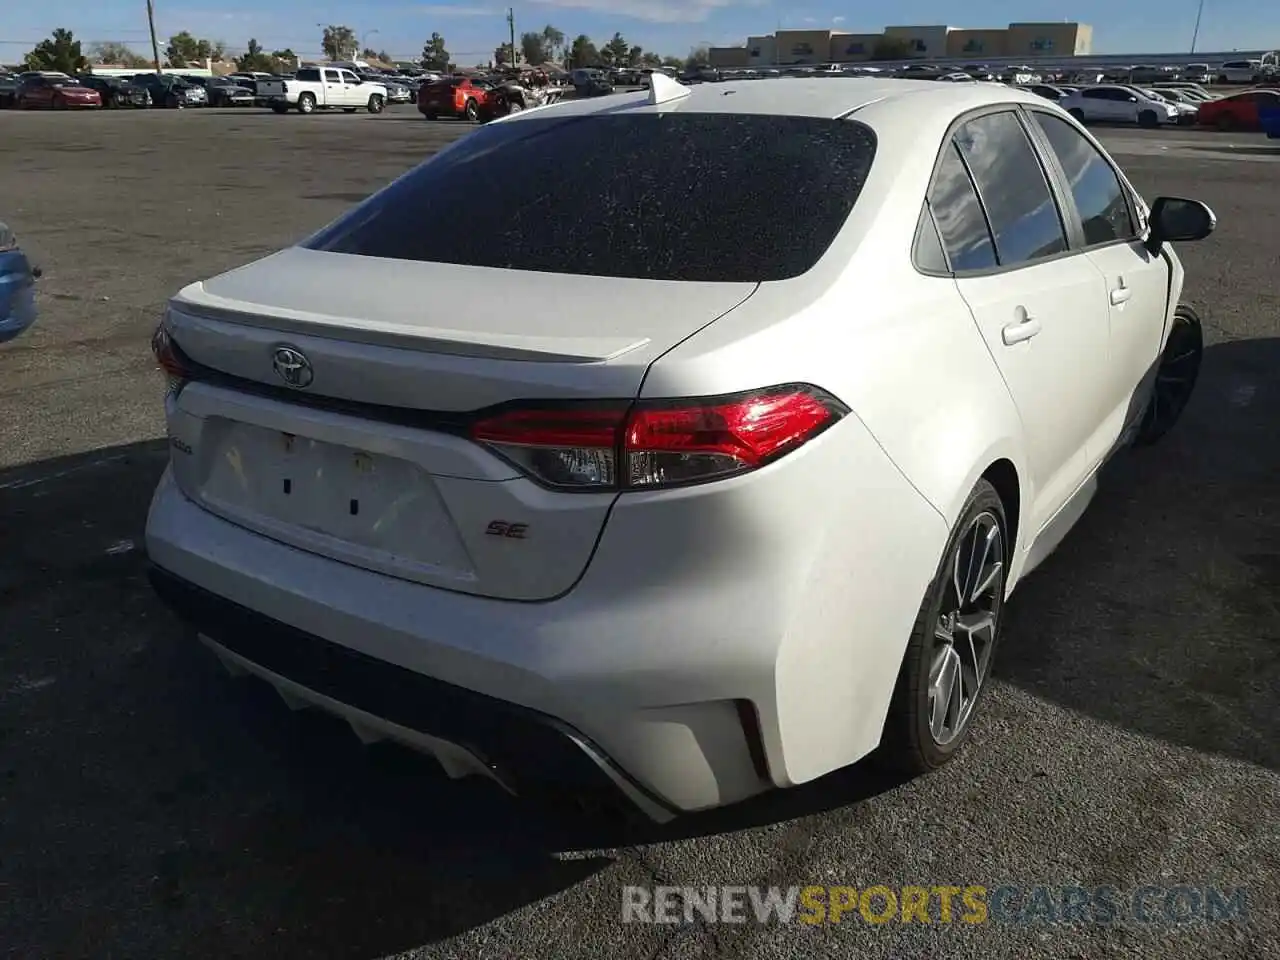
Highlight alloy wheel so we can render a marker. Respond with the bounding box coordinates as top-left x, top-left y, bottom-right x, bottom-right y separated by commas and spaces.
1140, 313, 1202, 442
928, 511, 1004, 745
